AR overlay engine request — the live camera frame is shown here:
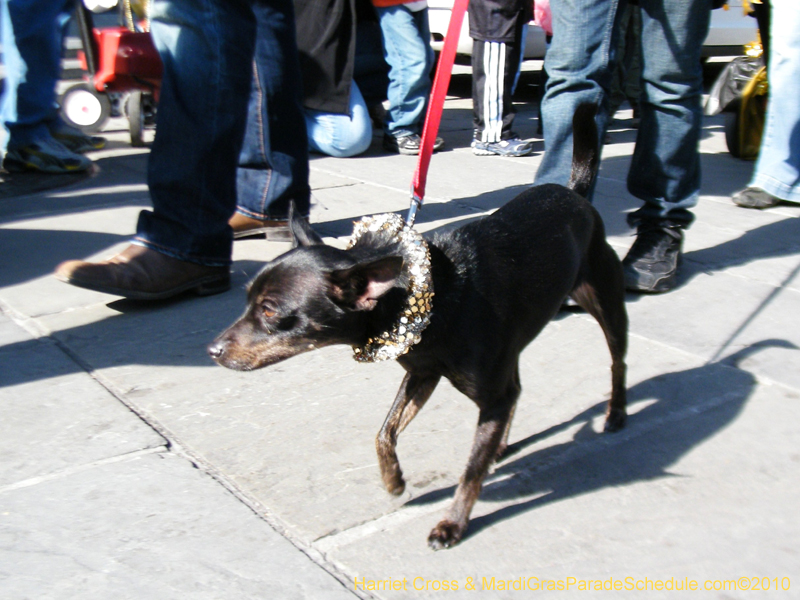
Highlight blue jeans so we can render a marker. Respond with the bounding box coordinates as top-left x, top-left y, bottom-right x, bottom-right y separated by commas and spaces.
136, 0, 307, 266
375, 5, 433, 138
305, 81, 372, 158
1, 0, 73, 149
536, 0, 711, 226
749, 0, 800, 203
236, 0, 310, 222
